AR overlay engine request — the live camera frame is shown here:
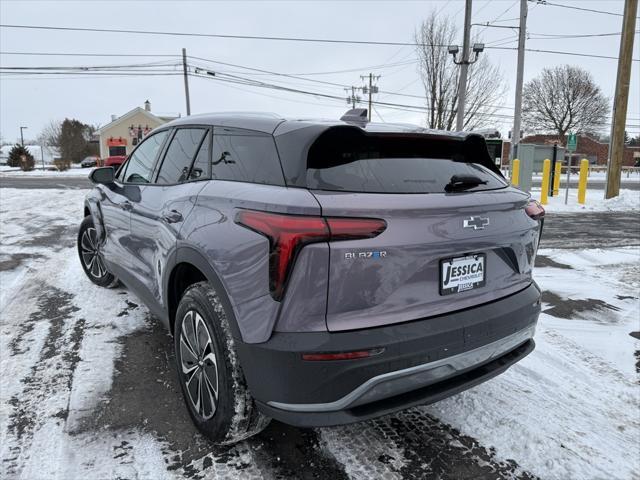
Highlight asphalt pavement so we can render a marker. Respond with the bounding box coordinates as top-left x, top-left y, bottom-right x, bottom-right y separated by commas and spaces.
0, 176, 92, 189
